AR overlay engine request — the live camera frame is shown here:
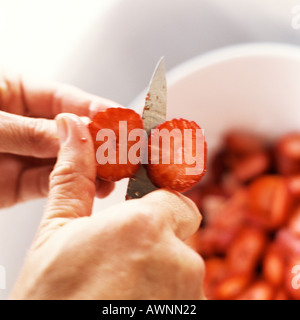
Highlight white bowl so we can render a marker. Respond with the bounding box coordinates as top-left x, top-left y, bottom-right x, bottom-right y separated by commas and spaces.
165, 43, 300, 155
